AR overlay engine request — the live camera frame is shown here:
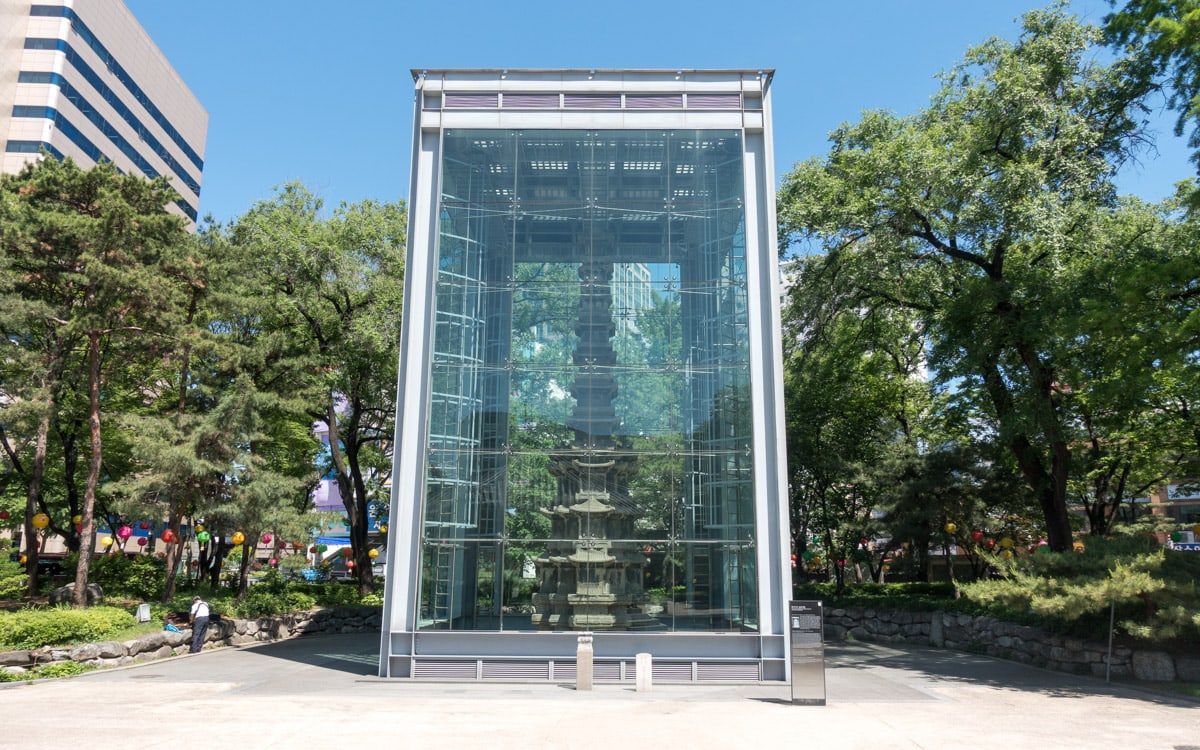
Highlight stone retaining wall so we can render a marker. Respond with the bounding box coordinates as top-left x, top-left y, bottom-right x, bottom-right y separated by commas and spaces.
0, 605, 382, 676
825, 607, 1200, 683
